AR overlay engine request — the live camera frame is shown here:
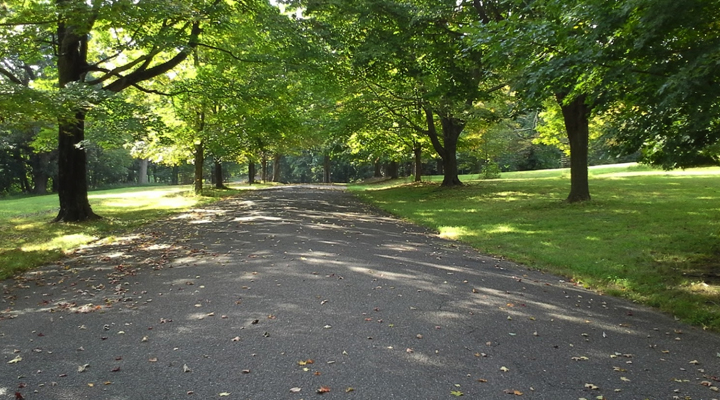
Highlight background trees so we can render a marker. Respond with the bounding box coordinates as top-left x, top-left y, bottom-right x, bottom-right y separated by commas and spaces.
1, 0, 717, 206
